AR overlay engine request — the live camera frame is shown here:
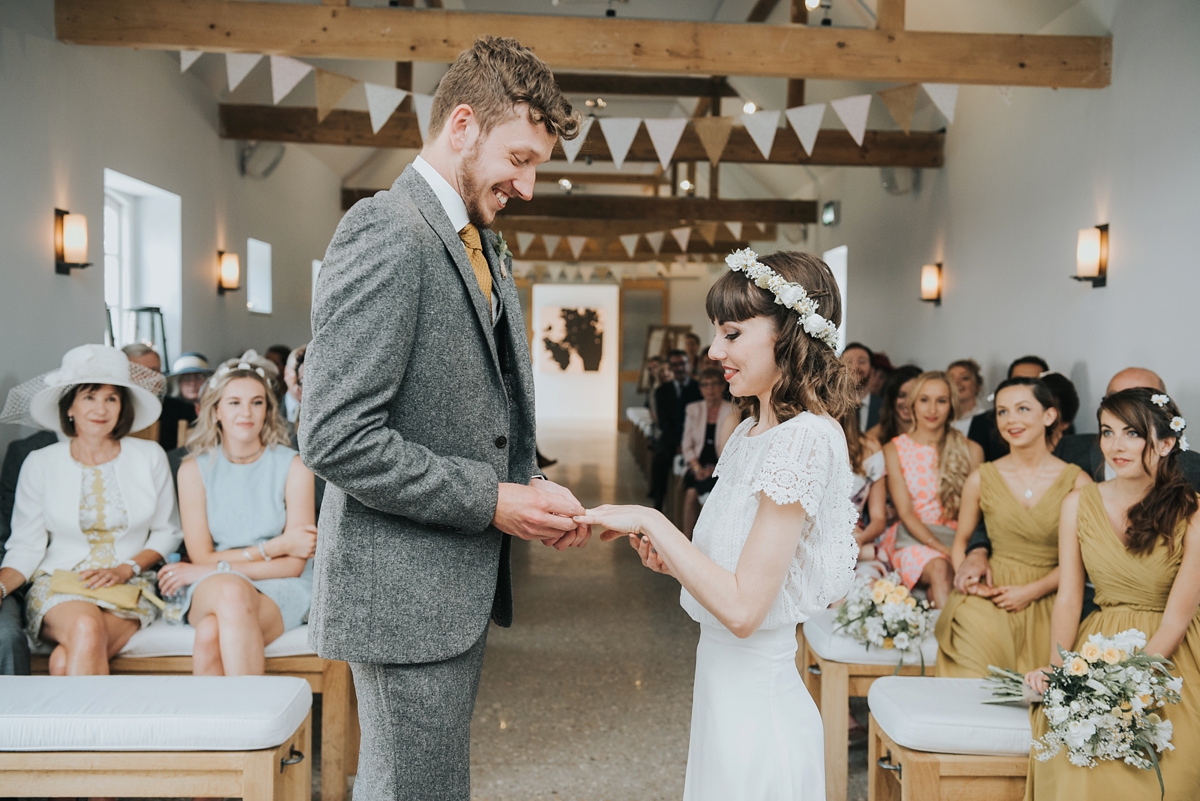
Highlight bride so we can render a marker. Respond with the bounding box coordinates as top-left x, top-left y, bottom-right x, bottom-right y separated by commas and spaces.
577, 249, 861, 799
